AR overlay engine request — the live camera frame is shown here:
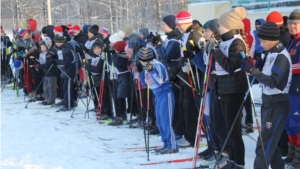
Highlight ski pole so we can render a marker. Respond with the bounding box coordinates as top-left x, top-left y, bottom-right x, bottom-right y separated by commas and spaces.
106, 53, 117, 122
25, 64, 54, 108
136, 70, 148, 151
176, 74, 199, 95
146, 71, 150, 161
240, 51, 268, 168
97, 60, 106, 123
192, 52, 213, 169
70, 74, 87, 118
